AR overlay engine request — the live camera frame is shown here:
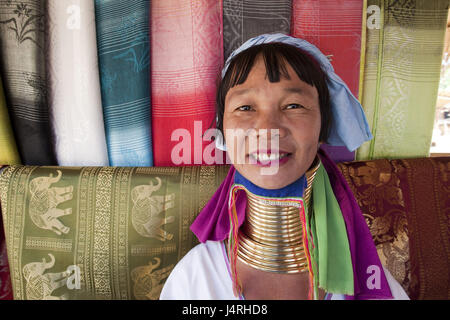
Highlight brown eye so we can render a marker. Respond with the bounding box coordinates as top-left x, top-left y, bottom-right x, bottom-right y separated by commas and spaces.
237, 105, 252, 111
285, 103, 303, 110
